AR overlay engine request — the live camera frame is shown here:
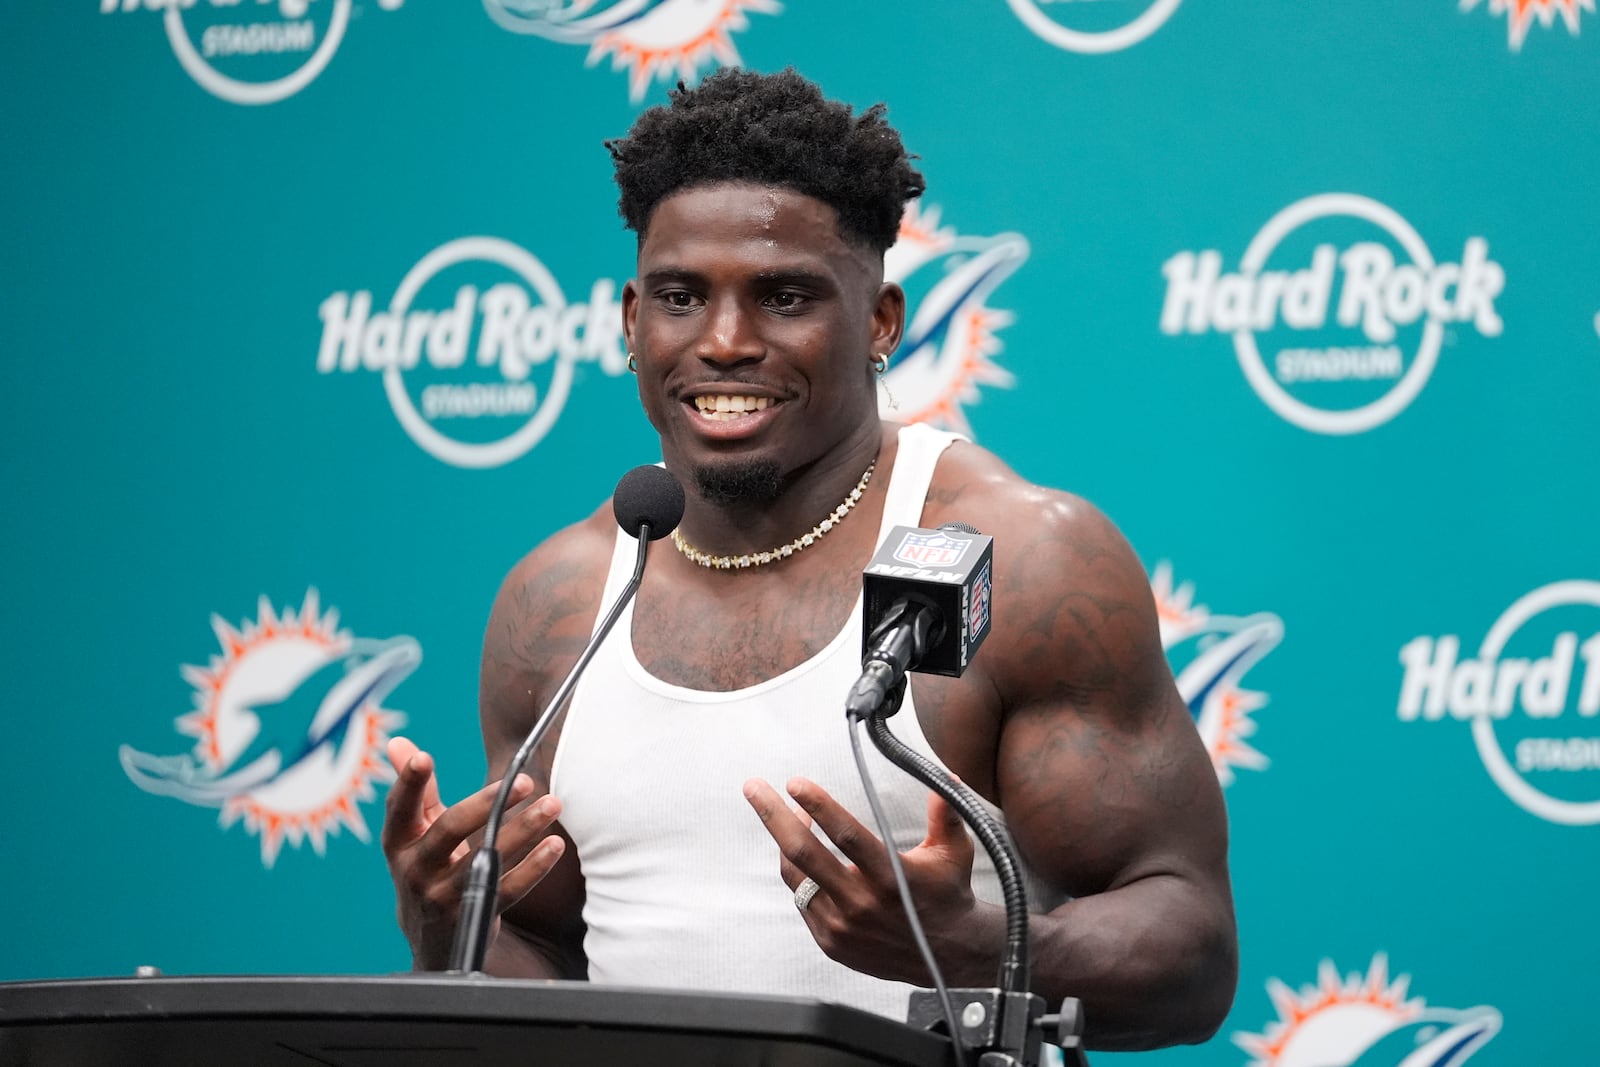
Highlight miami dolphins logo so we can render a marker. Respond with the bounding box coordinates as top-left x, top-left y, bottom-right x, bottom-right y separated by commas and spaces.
119, 591, 419, 866
1152, 562, 1283, 785
1236, 954, 1502, 1067
1461, 0, 1593, 50
883, 203, 1030, 436
482, 0, 780, 101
